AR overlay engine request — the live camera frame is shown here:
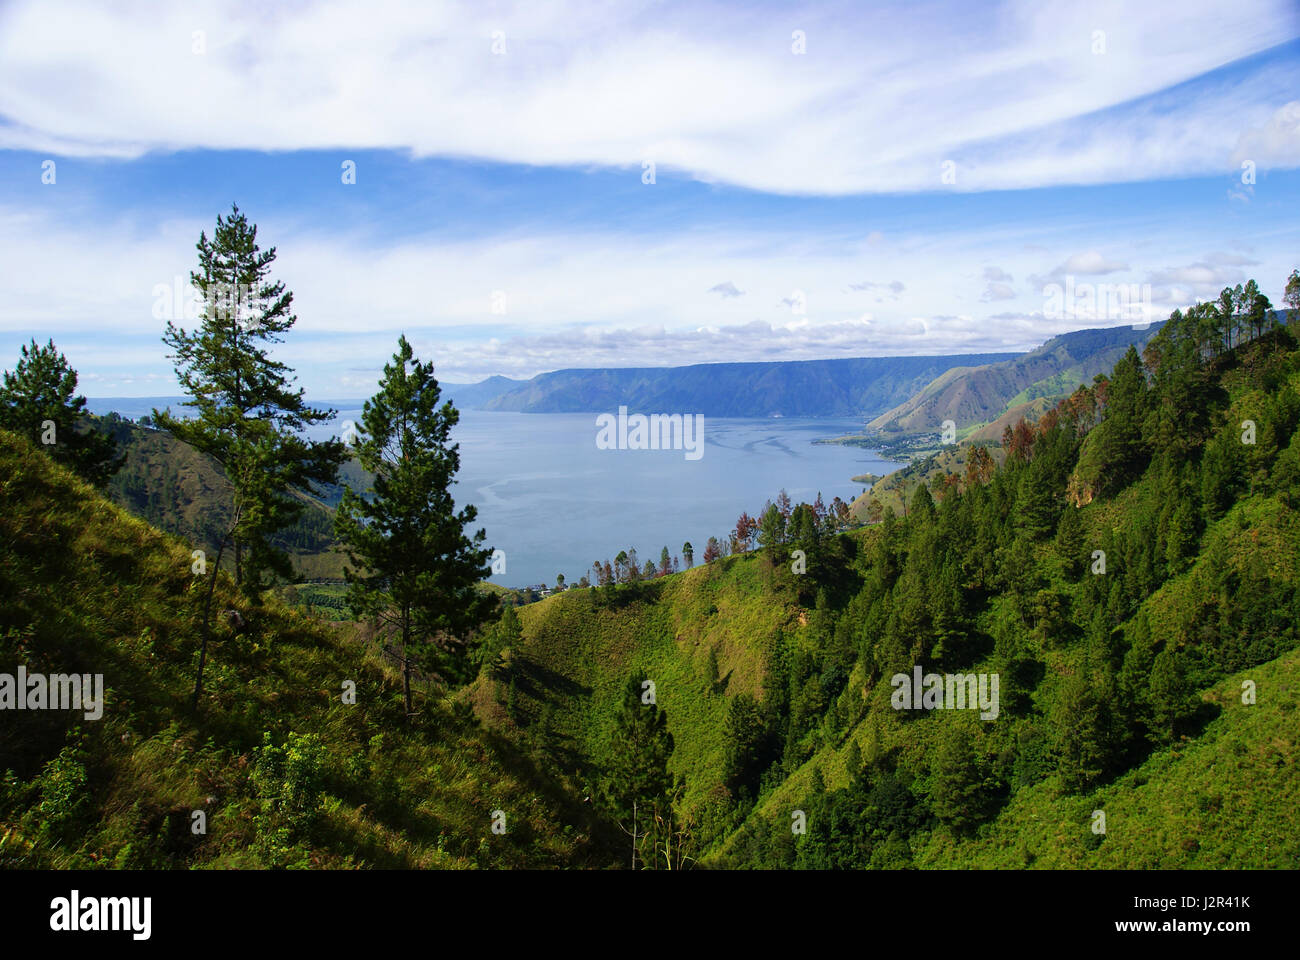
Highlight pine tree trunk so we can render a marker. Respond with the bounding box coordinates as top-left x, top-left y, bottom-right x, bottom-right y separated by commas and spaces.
193, 516, 236, 712
402, 607, 413, 719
